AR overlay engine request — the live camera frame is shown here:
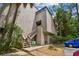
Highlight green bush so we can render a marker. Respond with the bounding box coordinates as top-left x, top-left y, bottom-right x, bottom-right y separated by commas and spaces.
48, 44, 54, 50
52, 35, 65, 43
0, 24, 23, 54
51, 34, 79, 44
48, 44, 57, 50
10, 24, 23, 49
